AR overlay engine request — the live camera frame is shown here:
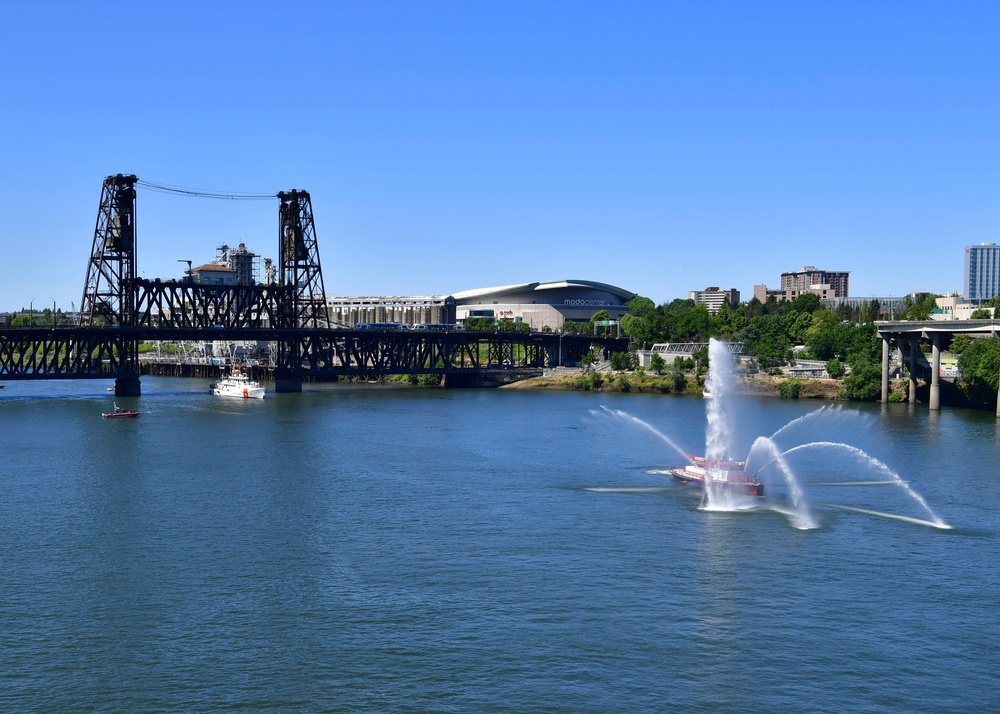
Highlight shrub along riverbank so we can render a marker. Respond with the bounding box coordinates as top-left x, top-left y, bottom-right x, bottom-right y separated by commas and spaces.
502, 371, 845, 399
